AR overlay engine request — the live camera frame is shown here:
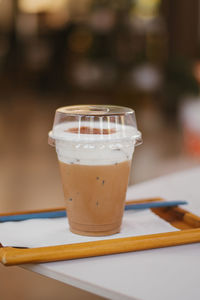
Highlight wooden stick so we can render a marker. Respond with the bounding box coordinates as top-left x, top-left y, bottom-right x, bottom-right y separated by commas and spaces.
127, 197, 163, 205
172, 206, 200, 228
1, 228, 200, 266
0, 207, 65, 217
0, 197, 163, 217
